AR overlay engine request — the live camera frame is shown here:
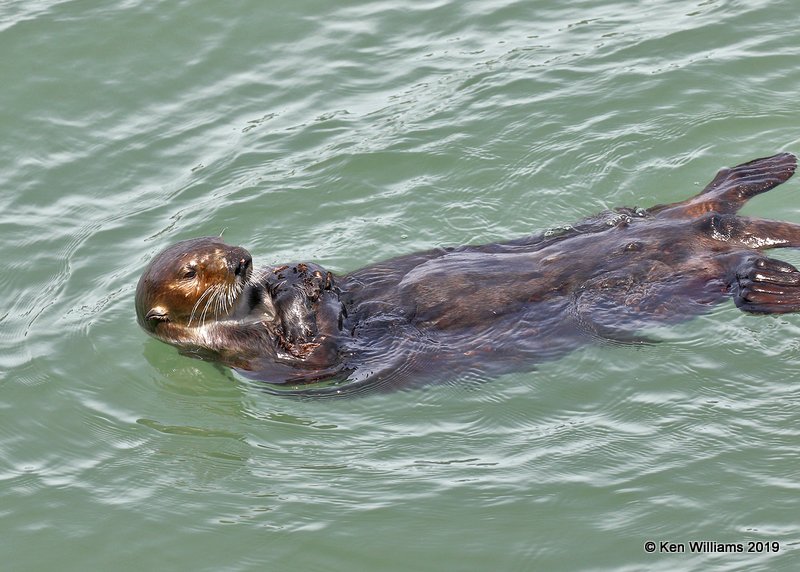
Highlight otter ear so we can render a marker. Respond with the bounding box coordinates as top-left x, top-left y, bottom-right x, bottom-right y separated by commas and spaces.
145, 306, 169, 322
